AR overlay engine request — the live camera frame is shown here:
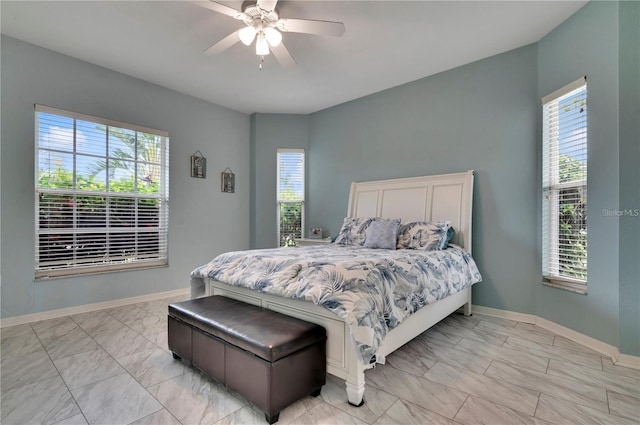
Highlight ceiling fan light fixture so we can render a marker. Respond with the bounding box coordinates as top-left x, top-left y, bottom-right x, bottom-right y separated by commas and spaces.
238, 26, 257, 46
194, 0, 346, 68
256, 33, 270, 55
264, 27, 282, 47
